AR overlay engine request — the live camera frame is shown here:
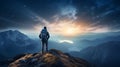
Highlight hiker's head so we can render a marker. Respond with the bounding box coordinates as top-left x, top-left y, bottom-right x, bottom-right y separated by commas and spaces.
44, 26, 47, 29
